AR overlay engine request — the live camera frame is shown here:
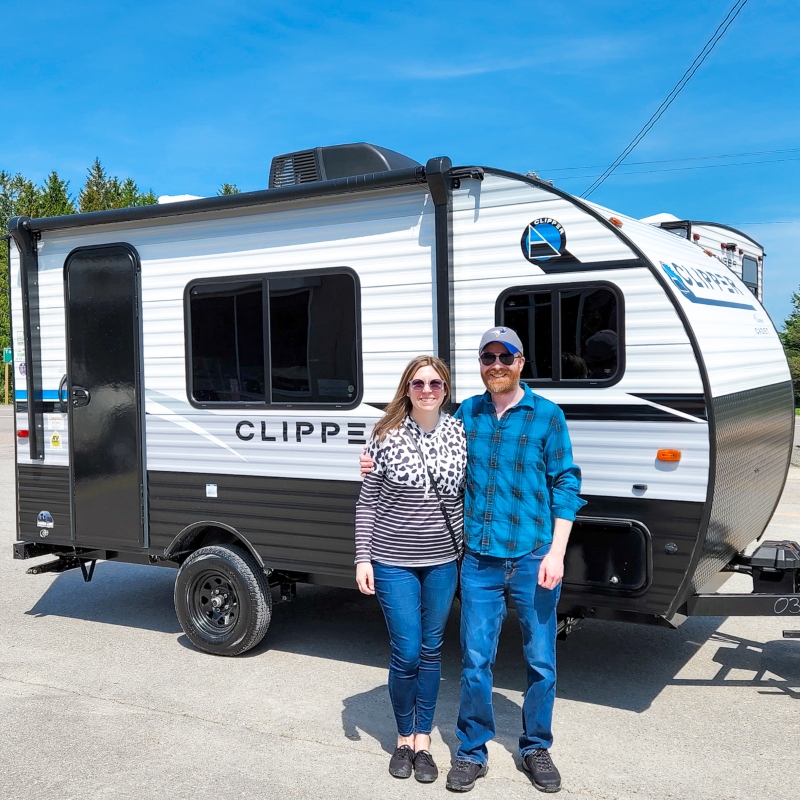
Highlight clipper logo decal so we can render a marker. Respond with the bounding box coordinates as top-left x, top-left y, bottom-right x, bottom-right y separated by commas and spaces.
520, 219, 579, 272
661, 262, 755, 310
235, 420, 367, 445
522, 218, 567, 261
